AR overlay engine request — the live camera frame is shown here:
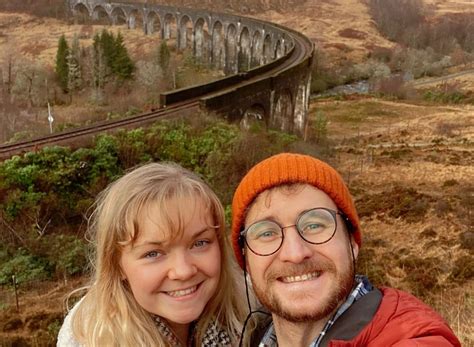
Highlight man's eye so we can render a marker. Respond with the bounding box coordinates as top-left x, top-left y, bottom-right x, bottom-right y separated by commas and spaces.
255, 230, 278, 240
308, 223, 322, 229
302, 223, 325, 233
193, 240, 210, 248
